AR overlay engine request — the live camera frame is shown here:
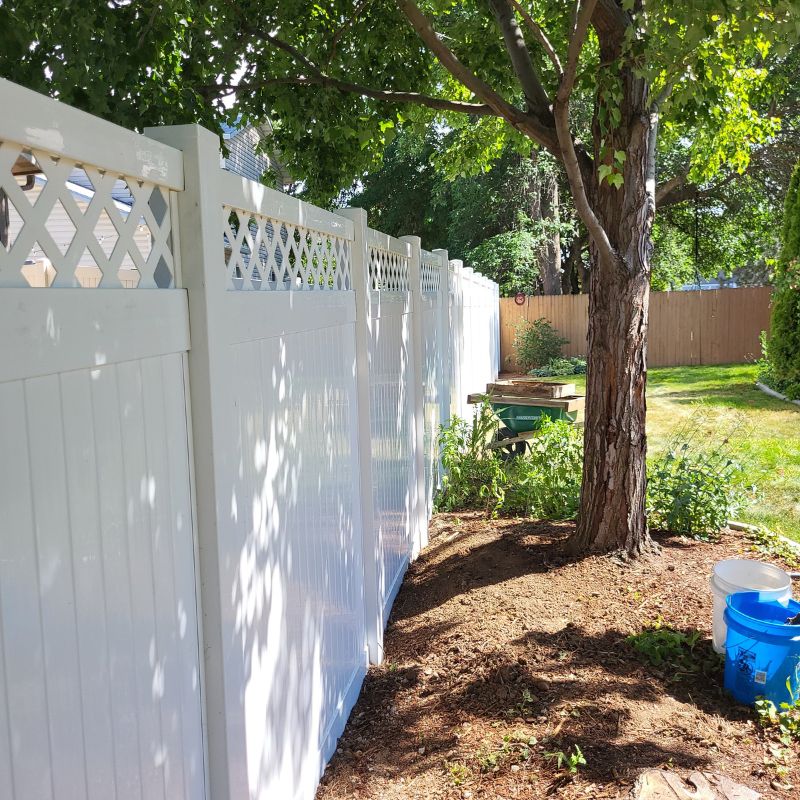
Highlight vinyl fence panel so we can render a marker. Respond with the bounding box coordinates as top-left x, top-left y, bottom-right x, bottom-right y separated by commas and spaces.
0, 79, 204, 800
148, 126, 368, 800
0, 78, 501, 800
